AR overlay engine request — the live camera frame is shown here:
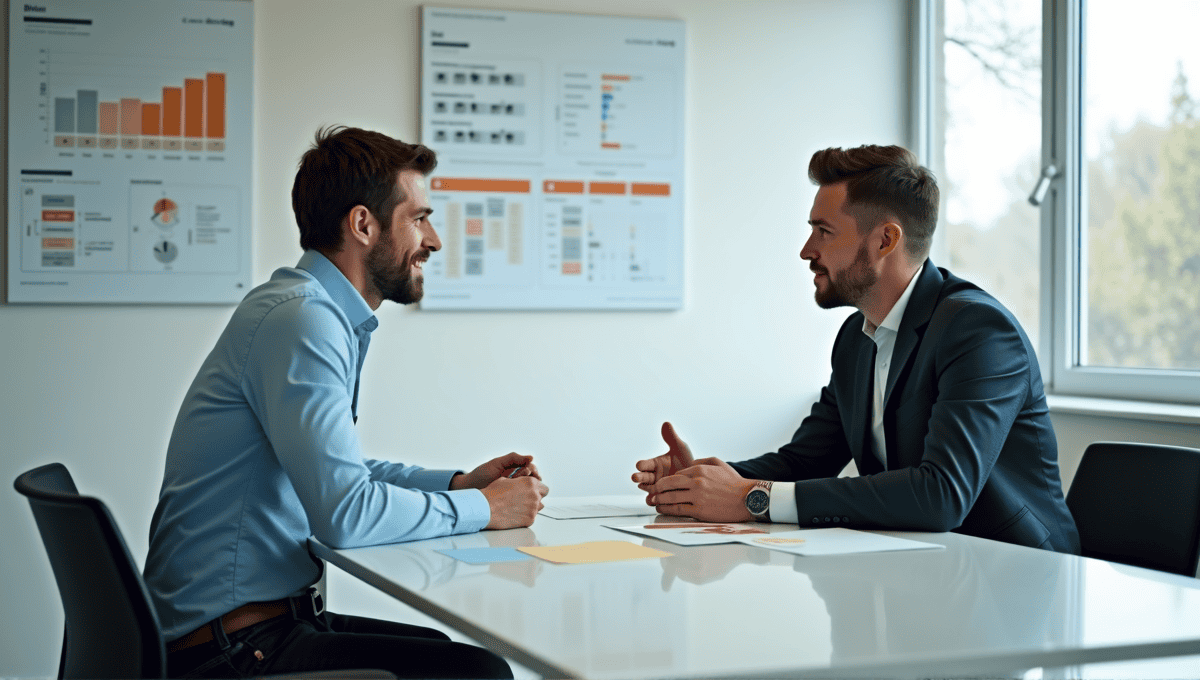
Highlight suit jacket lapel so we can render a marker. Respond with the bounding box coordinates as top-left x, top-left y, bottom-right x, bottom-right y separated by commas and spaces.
883, 260, 943, 408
